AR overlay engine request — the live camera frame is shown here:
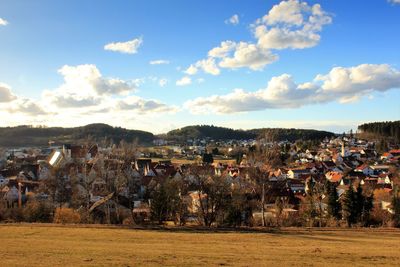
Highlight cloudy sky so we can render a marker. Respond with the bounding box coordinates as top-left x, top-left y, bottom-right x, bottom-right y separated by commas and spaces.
0, 0, 399, 133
